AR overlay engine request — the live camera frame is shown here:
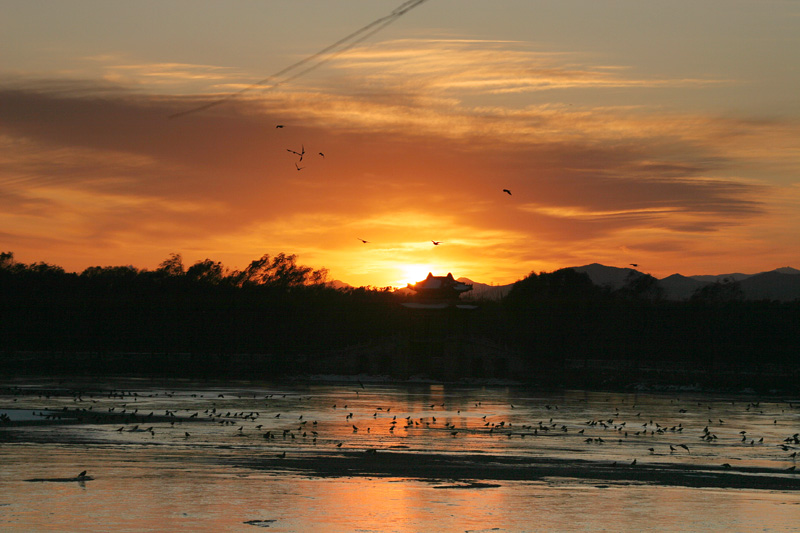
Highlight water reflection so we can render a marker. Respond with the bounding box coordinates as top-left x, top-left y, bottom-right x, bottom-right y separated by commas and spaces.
1, 379, 799, 531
